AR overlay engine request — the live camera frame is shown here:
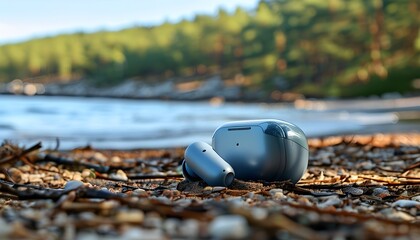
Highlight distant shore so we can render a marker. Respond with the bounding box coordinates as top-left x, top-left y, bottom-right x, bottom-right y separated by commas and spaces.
2, 76, 420, 105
